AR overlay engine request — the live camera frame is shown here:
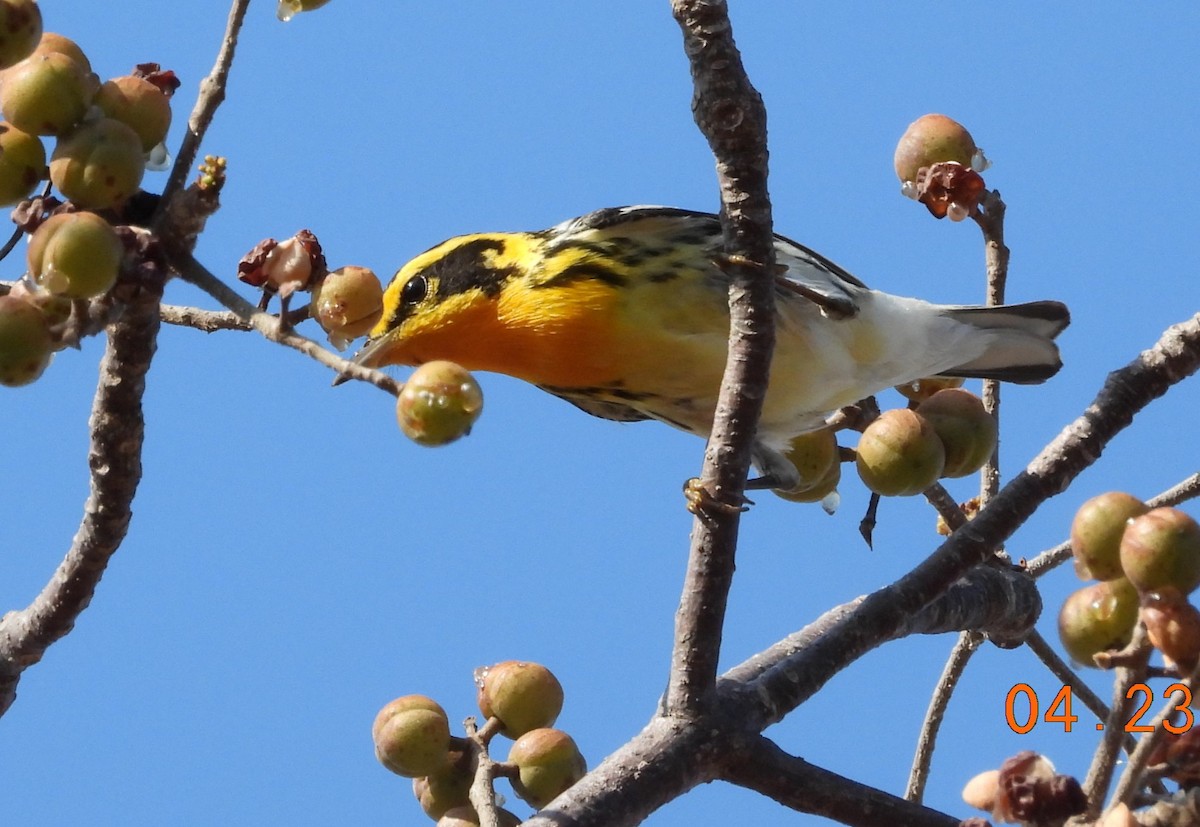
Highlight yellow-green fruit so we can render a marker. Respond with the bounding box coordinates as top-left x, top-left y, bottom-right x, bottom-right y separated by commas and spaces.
95, 75, 171, 151
0, 293, 53, 386
26, 32, 90, 73
27, 211, 123, 298
772, 428, 839, 497
916, 388, 997, 478
1, 50, 94, 135
1070, 492, 1149, 581
894, 113, 978, 183
276, 0, 332, 21
436, 806, 521, 827
1057, 578, 1138, 666
773, 452, 841, 503
1141, 589, 1200, 673
894, 375, 964, 403
396, 360, 483, 446
413, 757, 472, 819
1120, 508, 1200, 595
0, 0, 40, 70
0, 120, 43, 204
371, 694, 451, 778
508, 728, 586, 809
311, 265, 383, 345
855, 408, 945, 497
49, 117, 145, 209
476, 660, 564, 738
